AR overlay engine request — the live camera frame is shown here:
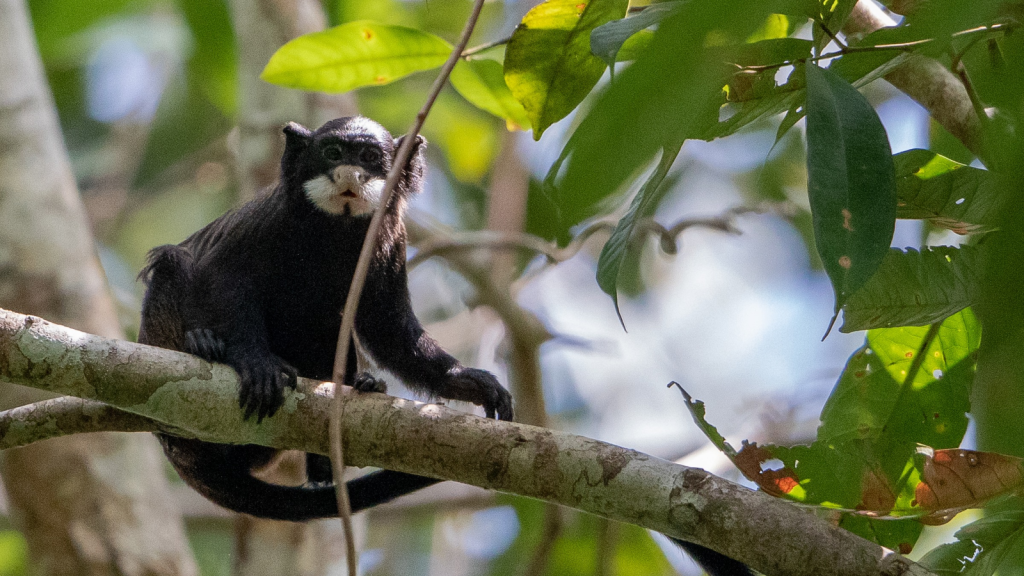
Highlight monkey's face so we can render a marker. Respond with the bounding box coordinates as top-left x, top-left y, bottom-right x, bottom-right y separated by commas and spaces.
291, 118, 395, 217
